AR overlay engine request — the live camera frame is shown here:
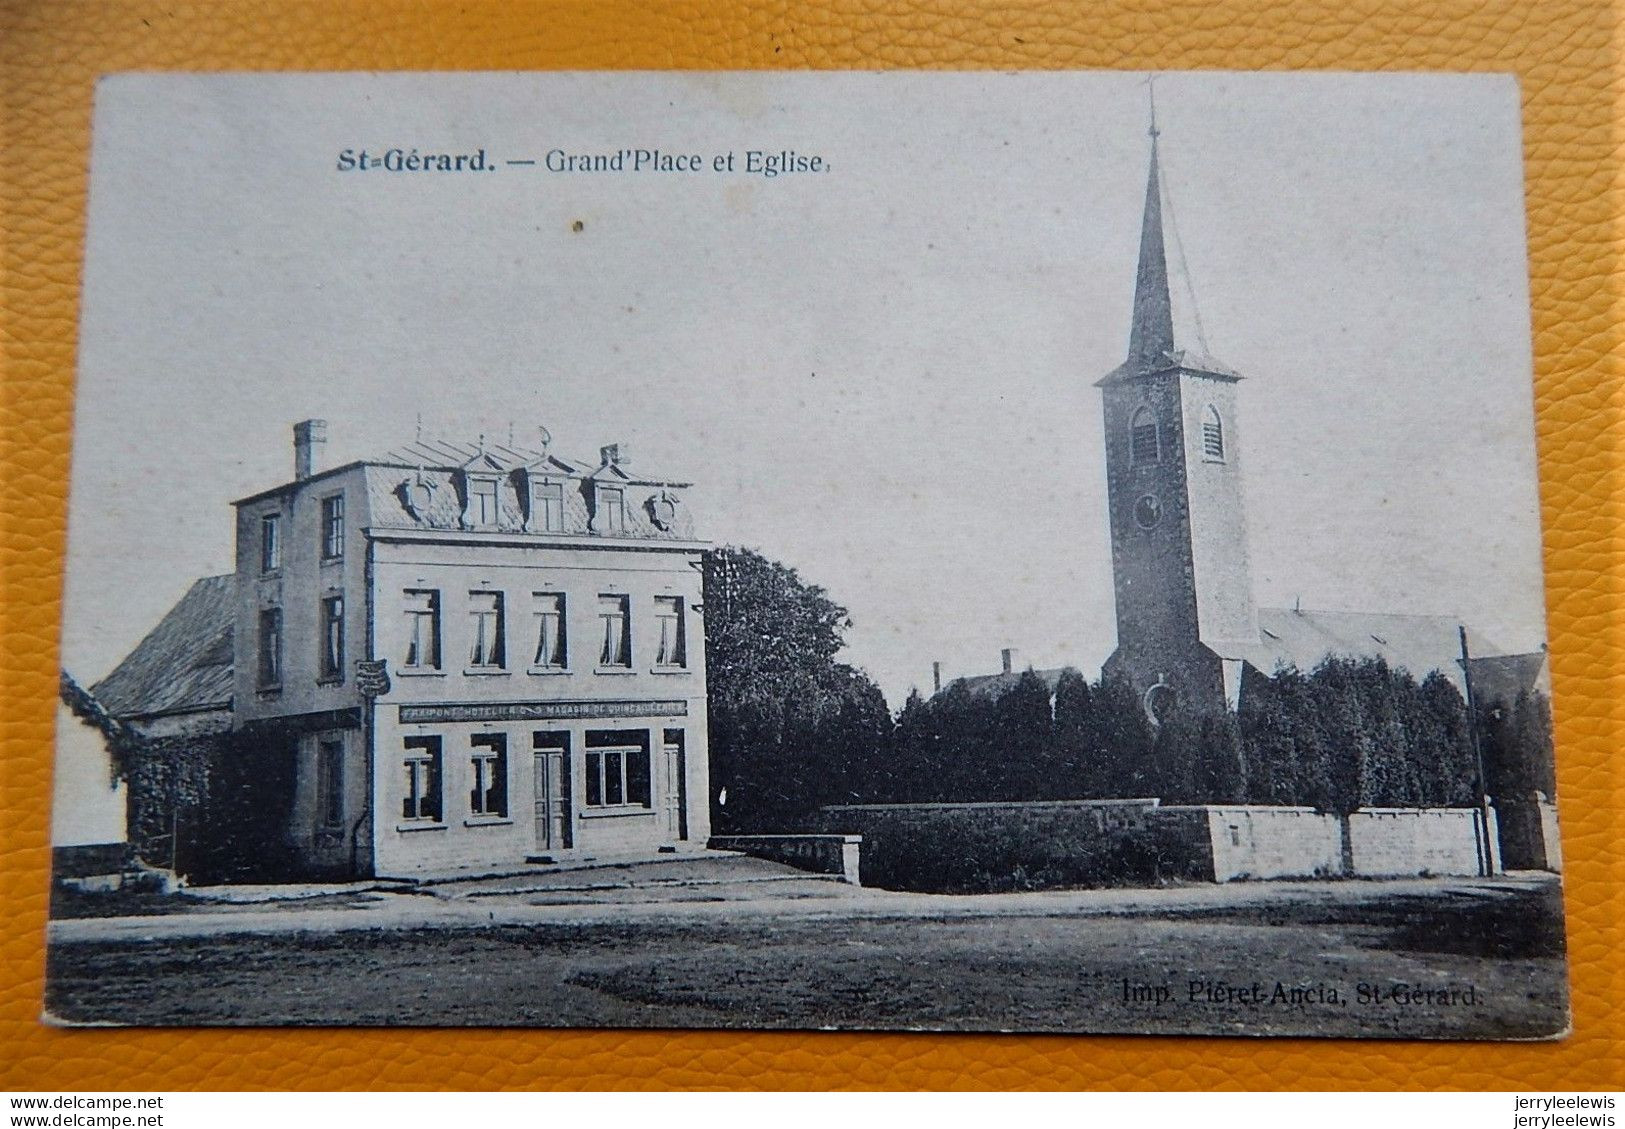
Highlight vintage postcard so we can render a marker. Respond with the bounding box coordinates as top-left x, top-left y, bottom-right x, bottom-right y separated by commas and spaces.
48, 71, 1566, 1038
